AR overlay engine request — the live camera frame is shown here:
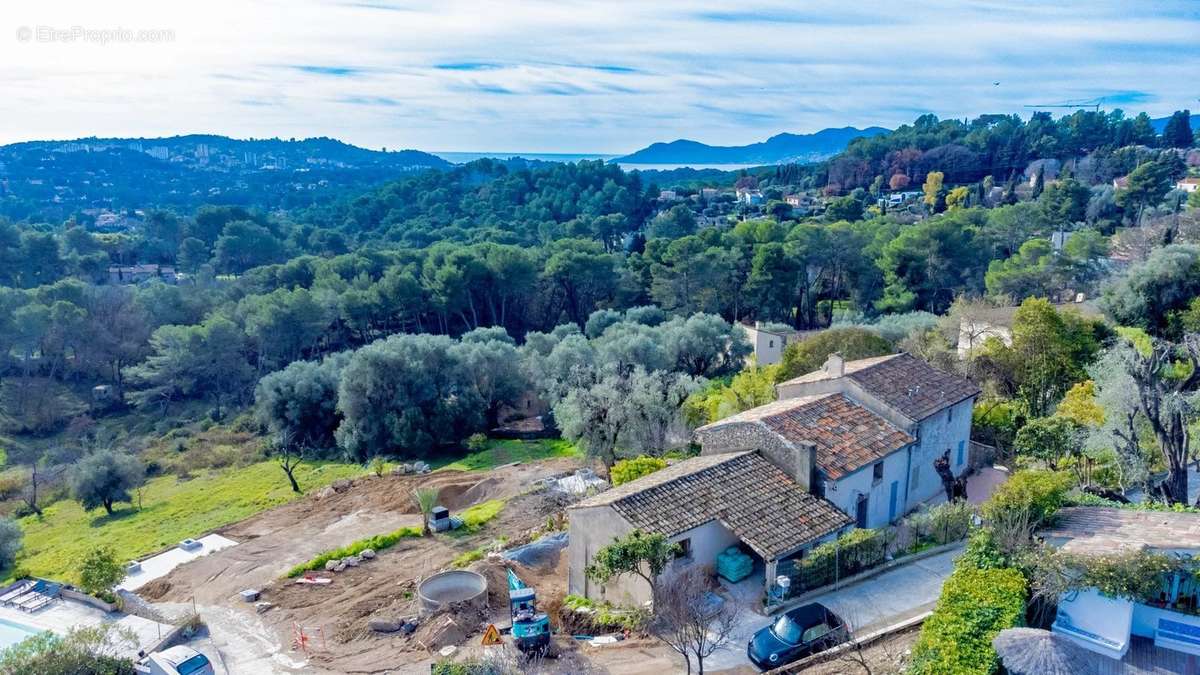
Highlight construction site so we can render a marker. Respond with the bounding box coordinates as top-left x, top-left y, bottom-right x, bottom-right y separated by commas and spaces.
131, 454, 673, 674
